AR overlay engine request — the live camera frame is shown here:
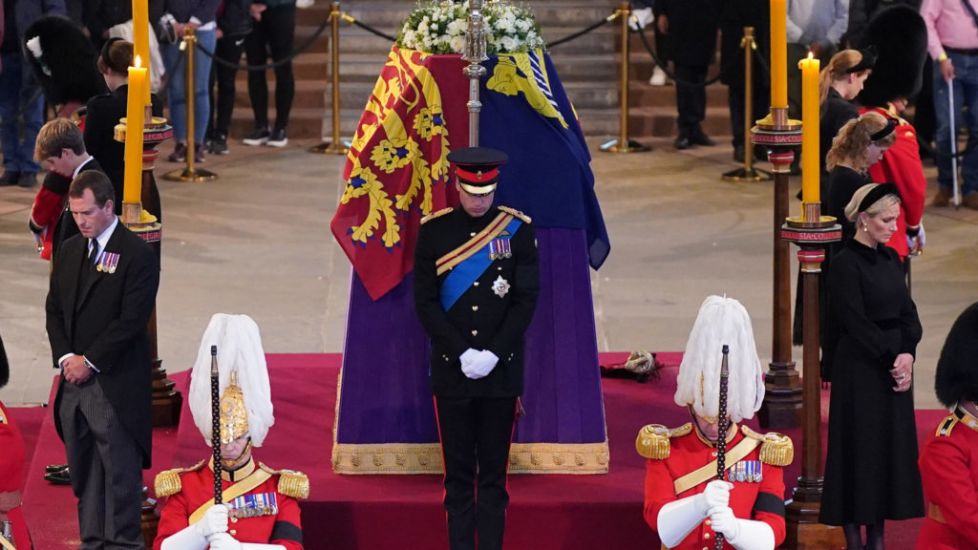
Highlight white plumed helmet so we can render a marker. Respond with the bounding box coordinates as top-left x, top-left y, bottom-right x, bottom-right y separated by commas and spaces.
189, 314, 275, 448
674, 296, 765, 423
